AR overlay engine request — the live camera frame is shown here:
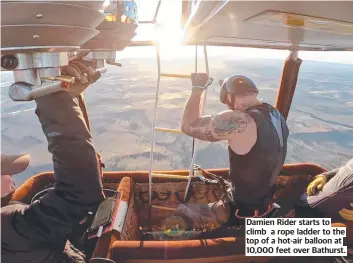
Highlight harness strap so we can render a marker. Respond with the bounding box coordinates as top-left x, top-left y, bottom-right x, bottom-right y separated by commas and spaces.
270, 109, 284, 147
196, 166, 280, 220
